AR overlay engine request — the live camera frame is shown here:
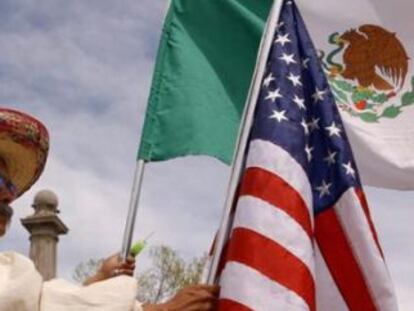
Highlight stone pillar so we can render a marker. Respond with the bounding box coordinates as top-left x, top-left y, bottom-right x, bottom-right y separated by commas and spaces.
21, 190, 68, 280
